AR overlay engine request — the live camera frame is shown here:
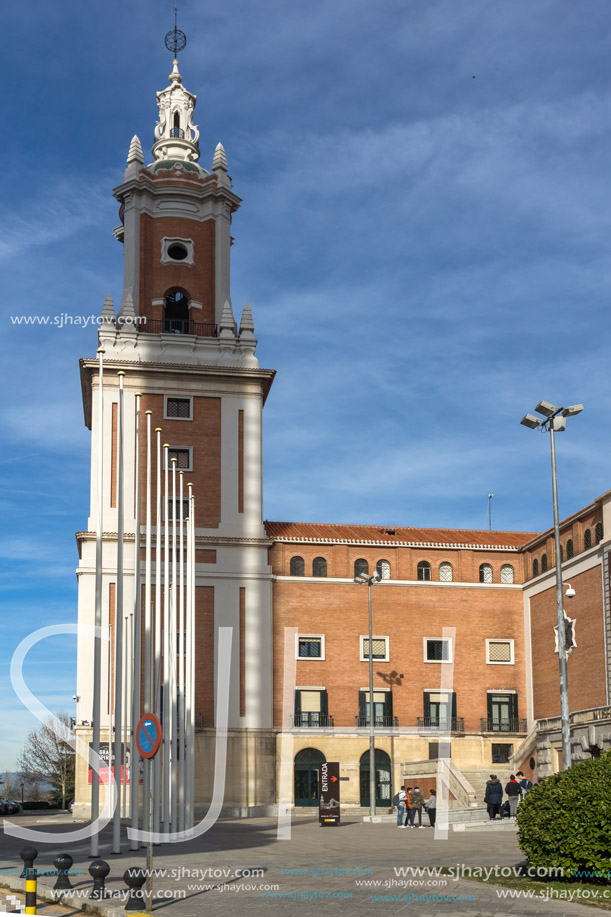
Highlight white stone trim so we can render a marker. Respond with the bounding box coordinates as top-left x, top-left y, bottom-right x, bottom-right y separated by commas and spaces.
359, 635, 389, 663
485, 638, 515, 665
423, 637, 453, 664
161, 237, 194, 266
486, 688, 518, 694
276, 575, 521, 589
295, 634, 326, 661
